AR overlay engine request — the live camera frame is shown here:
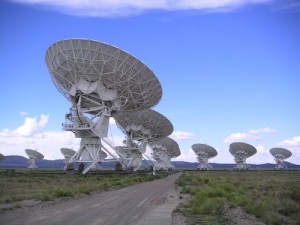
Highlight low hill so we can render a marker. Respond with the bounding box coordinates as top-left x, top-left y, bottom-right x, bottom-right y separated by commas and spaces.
0, 155, 299, 169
